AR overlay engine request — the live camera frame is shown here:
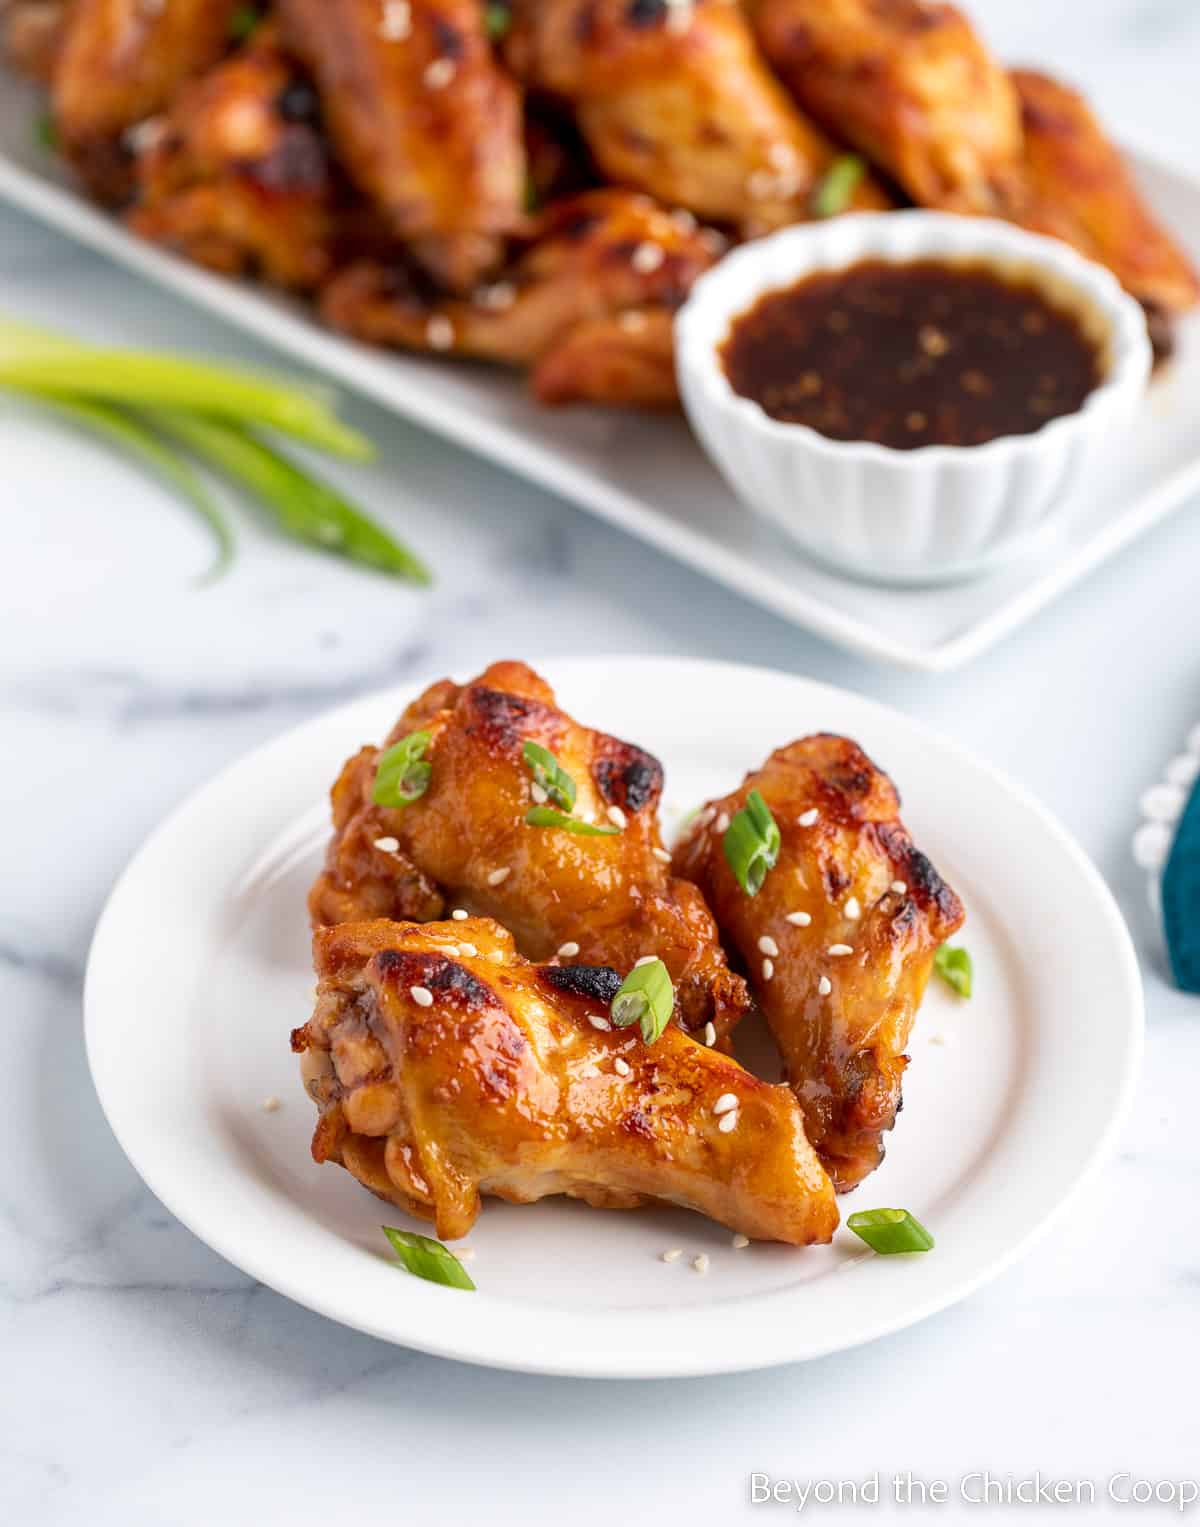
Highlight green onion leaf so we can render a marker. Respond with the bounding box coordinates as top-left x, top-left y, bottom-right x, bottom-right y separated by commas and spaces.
149, 411, 431, 584
525, 806, 620, 836
810, 154, 866, 219
24, 393, 234, 581
610, 957, 674, 1044
373, 730, 433, 808
521, 741, 576, 812
723, 788, 781, 896
34, 111, 58, 152
933, 944, 973, 998
847, 1208, 935, 1255
229, 5, 261, 40
485, 3, 512, 41
383, 1227, 476, 1290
